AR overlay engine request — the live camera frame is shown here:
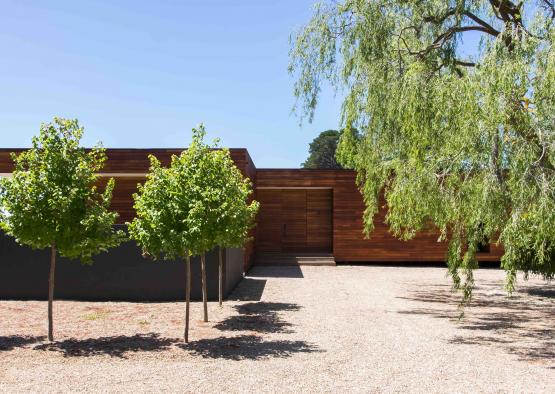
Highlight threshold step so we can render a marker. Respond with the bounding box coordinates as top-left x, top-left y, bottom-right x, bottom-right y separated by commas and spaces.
254, 253, 336, 266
